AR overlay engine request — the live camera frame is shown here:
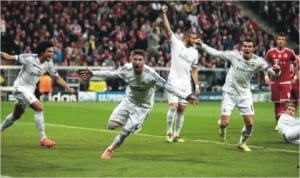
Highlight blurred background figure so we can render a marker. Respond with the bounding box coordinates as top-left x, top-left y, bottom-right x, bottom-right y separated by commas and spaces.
38, 72, 53, 101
